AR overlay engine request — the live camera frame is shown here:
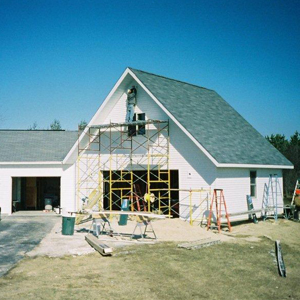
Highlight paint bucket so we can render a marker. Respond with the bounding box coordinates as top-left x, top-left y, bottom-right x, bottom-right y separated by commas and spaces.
44, 198, 53, 210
